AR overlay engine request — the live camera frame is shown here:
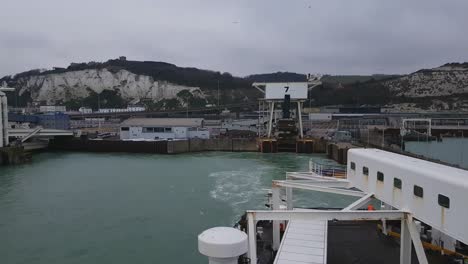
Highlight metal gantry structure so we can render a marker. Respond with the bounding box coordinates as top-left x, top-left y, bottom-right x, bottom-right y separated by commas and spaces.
253, 74, 322, 139
244, 148, 468, 264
